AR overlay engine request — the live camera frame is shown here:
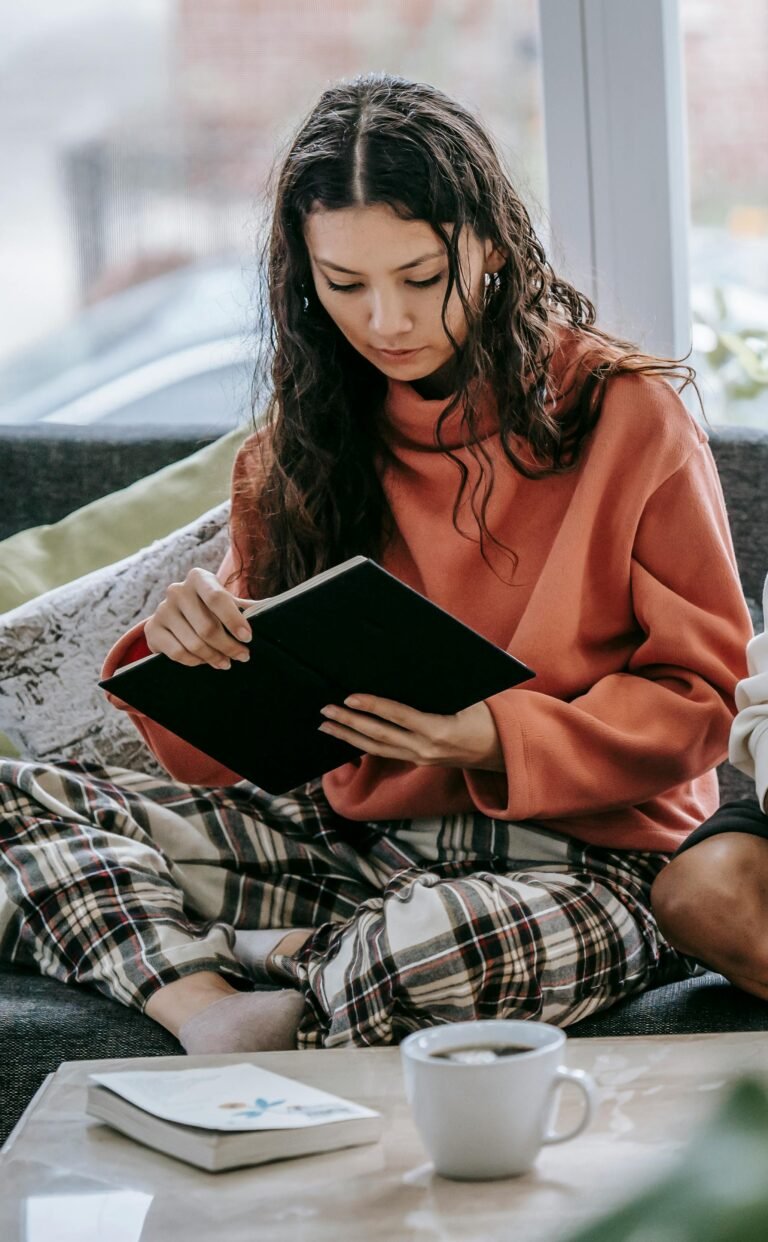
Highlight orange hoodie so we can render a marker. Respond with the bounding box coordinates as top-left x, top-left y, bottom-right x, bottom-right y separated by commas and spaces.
103, 331, 751, 853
